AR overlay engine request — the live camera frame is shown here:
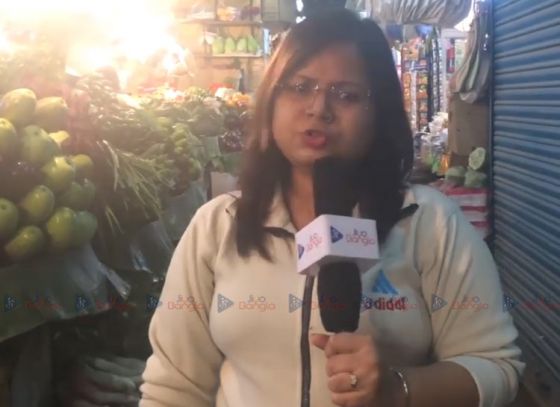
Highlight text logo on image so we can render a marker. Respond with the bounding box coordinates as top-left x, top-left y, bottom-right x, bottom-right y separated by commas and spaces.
431, 294, 447, 312
25, 294, 62, 311
289, 294, 303, 313
167, 295, 204, 312
502, 294, 560, 311
3, 295, 18, 312
239, 295, 276, 312
306, 233, 322, 253
146, 295, 163, 311
330, 226, 343, 243
503, 294, 518, 312
361, 295, 374, 313
503, 294, 519, 312
346, 229, 377, 247
95, 295, 131, 312
75, 295, 92, 312
218, 294, 234, 313
297, 244, 305, 259
451, 296, 488, 312
288, 293, 349, 313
